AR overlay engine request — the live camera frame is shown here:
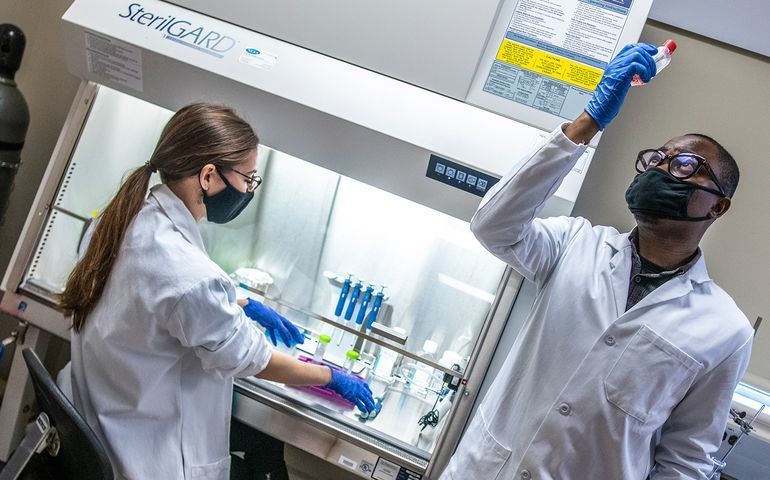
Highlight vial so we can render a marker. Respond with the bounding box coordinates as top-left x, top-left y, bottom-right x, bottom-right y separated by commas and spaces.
632, 39, 677, 86
343, 349, 360, 374
313, 334, 331, 363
